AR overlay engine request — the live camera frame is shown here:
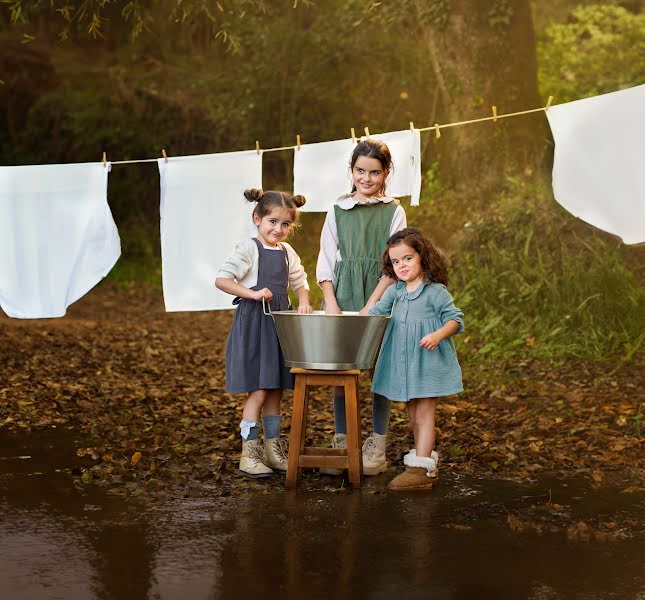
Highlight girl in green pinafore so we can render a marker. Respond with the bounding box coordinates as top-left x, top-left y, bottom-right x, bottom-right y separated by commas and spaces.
316, 139, 407, 475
